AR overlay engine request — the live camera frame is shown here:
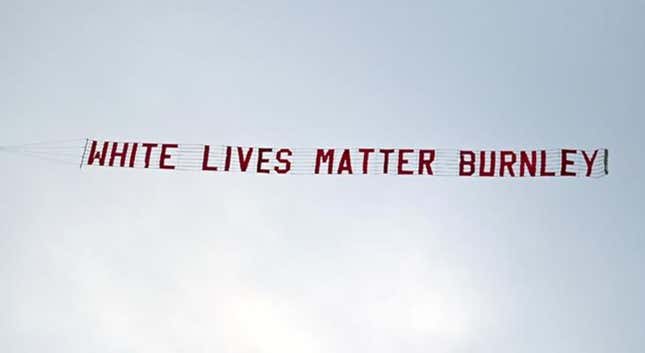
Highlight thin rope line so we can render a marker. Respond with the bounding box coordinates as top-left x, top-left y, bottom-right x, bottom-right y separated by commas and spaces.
0, 138, 85, 148
1, 149, 80, 165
